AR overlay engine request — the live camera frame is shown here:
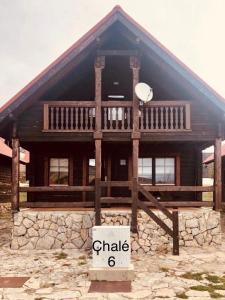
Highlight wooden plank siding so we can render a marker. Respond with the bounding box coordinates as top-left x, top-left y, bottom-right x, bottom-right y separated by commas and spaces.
22, 141, 208, 203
